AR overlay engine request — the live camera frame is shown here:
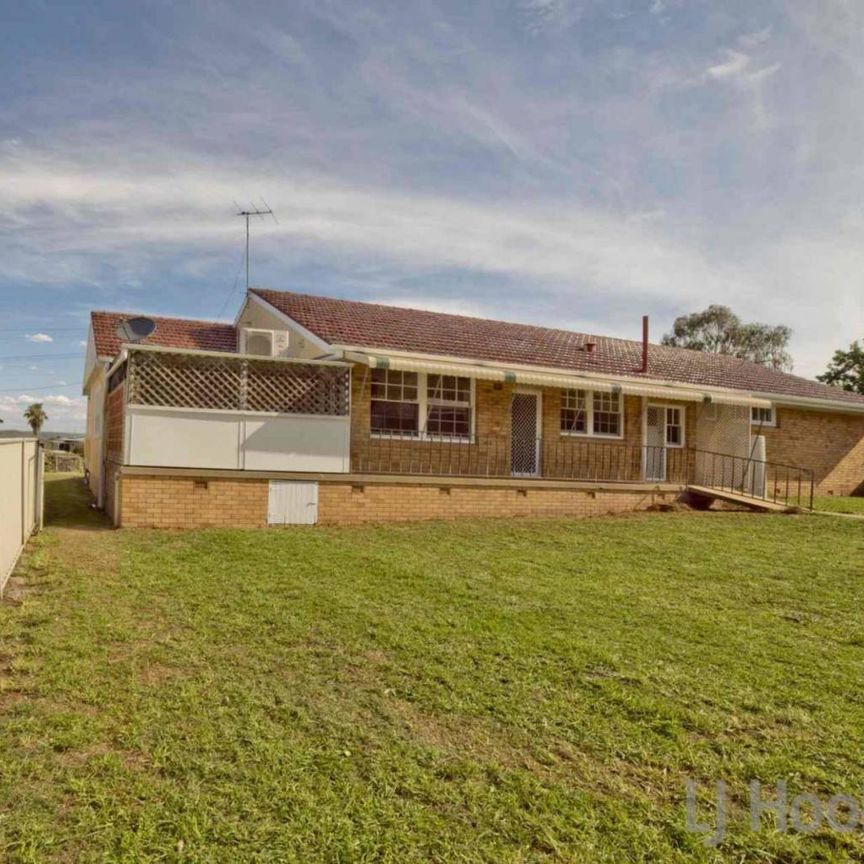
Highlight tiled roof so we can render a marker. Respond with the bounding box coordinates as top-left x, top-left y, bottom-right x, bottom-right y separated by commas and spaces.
251, 288, 864, 408
91, 311, 237, 358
